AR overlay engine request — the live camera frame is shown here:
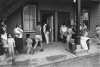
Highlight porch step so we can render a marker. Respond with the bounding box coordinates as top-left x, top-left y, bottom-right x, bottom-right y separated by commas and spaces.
0, 54, 6, 62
